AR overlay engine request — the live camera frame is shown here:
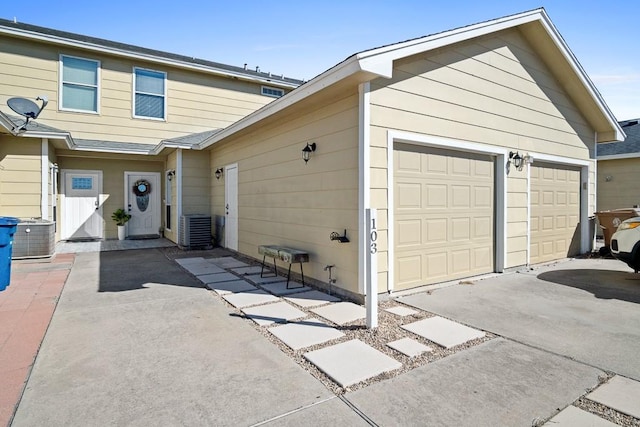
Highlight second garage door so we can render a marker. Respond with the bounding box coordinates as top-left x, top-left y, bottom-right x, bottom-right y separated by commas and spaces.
394, 143, 495, 291
530, 162, 581, 264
